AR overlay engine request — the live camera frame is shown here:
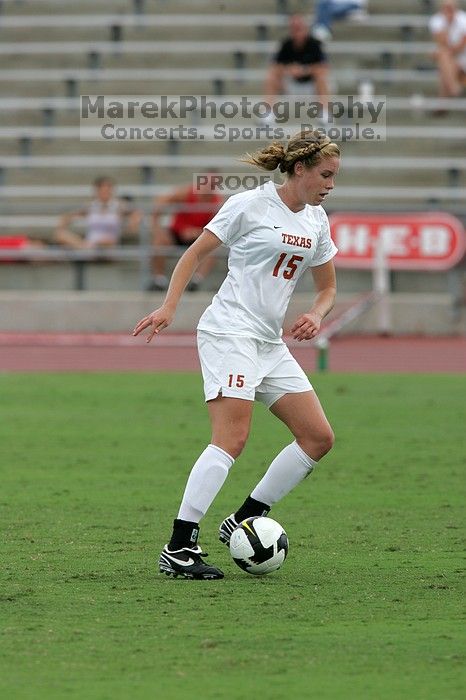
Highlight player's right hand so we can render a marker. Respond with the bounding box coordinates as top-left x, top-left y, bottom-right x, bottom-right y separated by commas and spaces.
132, 305, 174, 343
